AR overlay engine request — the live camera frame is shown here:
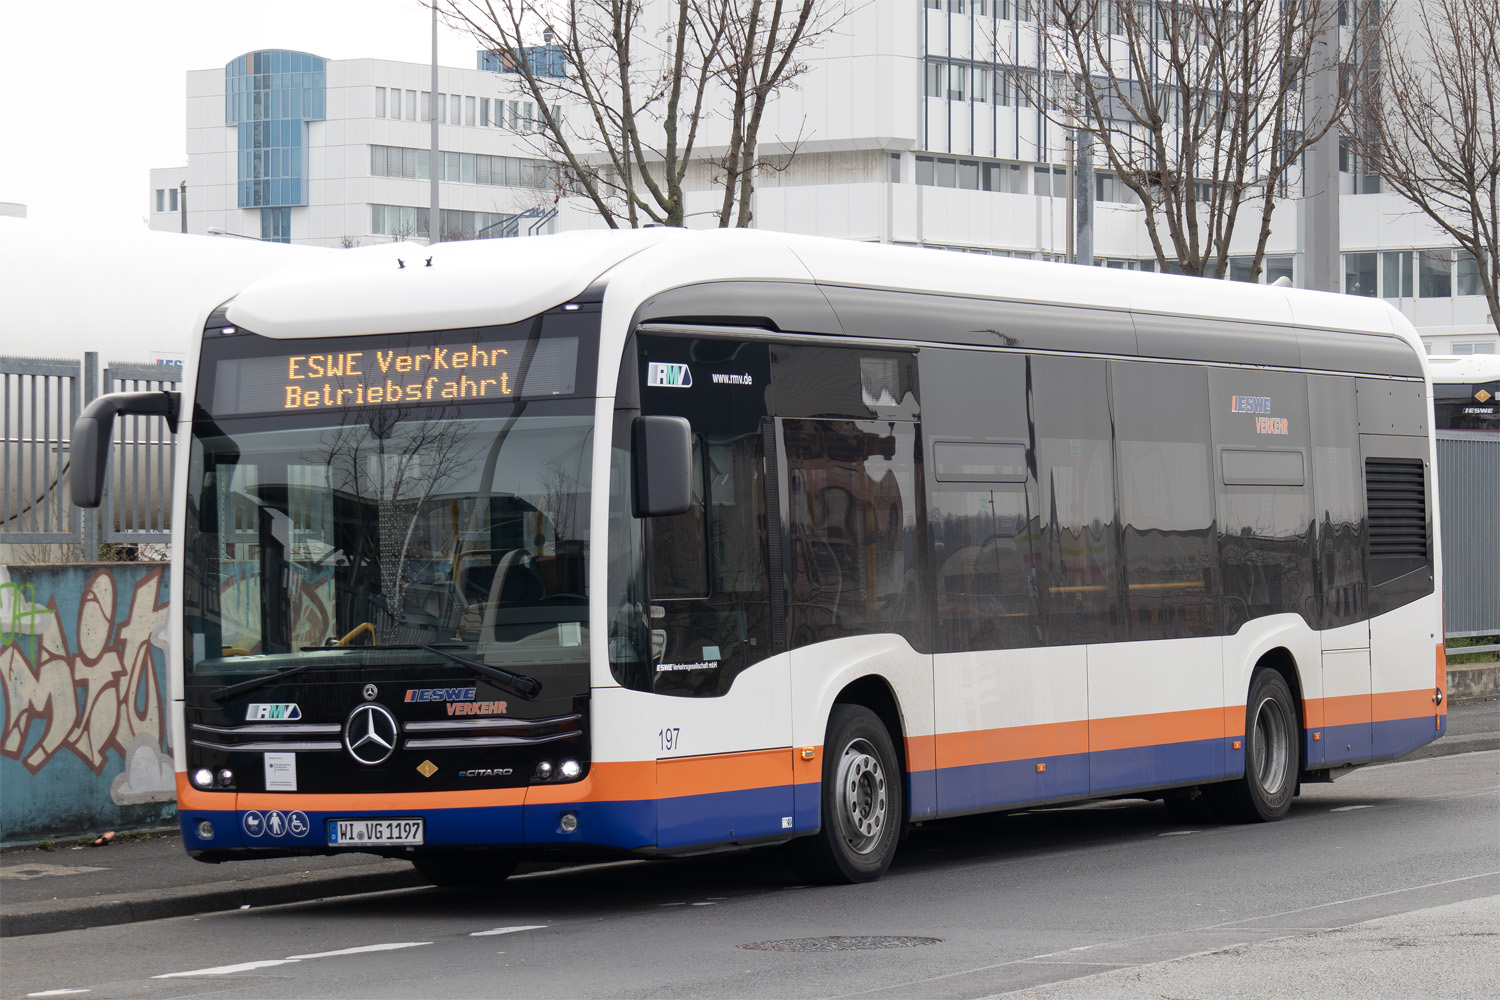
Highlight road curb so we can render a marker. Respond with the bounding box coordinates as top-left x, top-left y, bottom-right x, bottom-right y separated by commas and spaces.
0, 862, 425, 938
1449, 661, 1499, 700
